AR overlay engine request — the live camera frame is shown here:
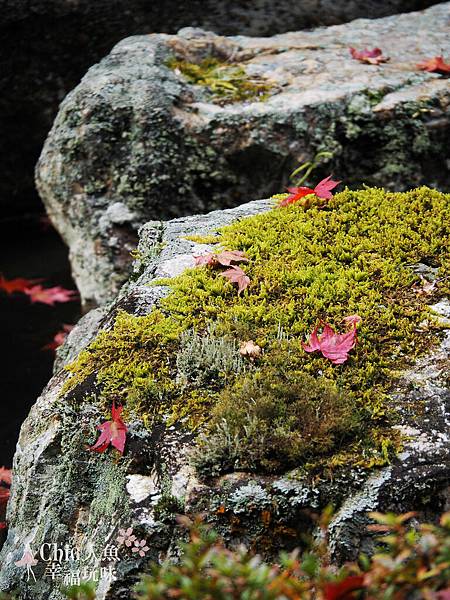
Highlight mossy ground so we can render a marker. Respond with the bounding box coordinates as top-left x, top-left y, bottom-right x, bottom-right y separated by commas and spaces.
62, 187, 450, 478
167, 56, 273, 104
